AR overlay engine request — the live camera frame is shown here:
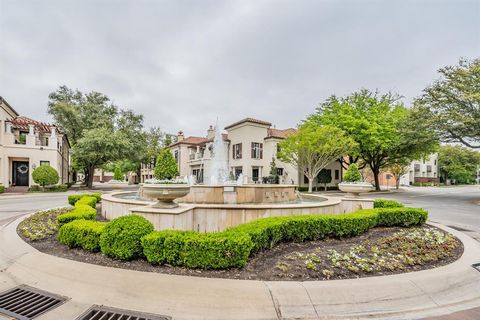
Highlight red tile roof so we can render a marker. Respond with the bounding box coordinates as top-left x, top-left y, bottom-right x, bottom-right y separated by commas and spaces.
266, 128, 297, 139
224, 117, 272, 130
8, 116, 61, 133
170, 136, 209, 147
